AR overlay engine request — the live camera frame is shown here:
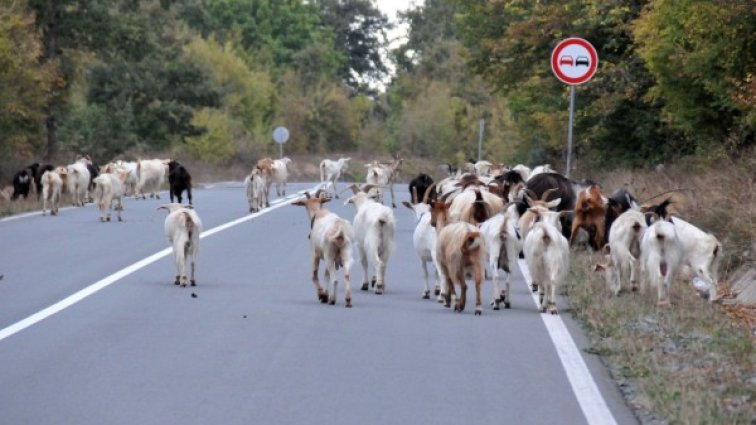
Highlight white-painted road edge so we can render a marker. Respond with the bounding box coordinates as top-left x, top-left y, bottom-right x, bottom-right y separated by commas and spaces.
517, 258, 618, 425
0, 187, 317, 343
